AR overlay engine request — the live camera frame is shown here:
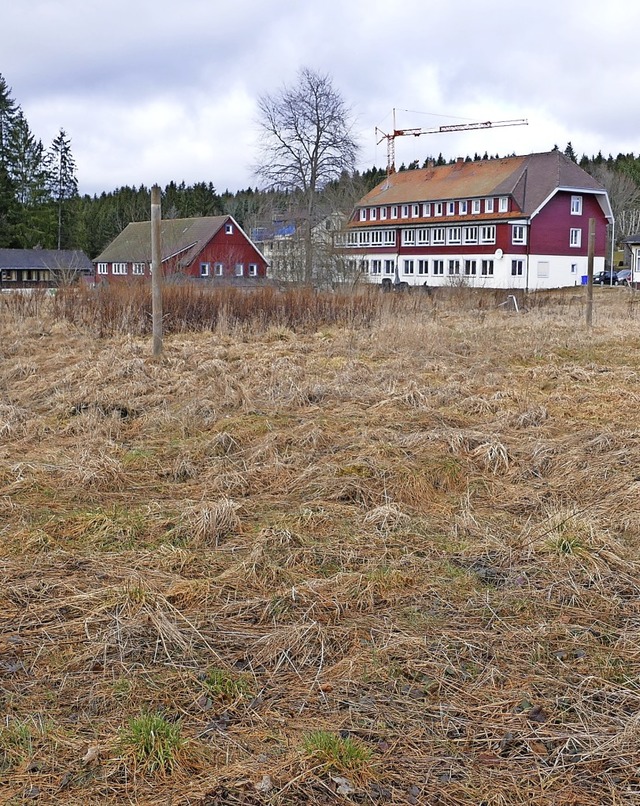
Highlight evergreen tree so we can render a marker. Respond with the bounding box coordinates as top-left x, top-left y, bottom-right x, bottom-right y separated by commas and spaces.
46, 128, 78, 248
564, 142, 577, 162
0, 73, 19, 171
6, 112, 51, 246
